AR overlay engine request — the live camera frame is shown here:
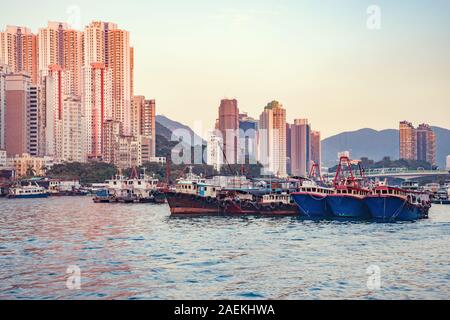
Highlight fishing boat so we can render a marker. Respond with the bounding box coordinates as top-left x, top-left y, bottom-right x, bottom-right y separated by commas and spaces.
364, 181, 431, 221
7, 182, 49, 199
93, 168, 165, 204
165, 168, 299, 216
431, 183, 450, 205
291, 163, 334, 218
326, 157, 371, 219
